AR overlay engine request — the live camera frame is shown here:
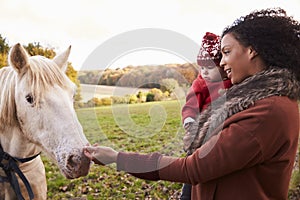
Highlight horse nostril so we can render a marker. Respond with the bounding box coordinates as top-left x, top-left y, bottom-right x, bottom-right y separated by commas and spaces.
67, 155, 77, 167
64, 151, 91, 178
